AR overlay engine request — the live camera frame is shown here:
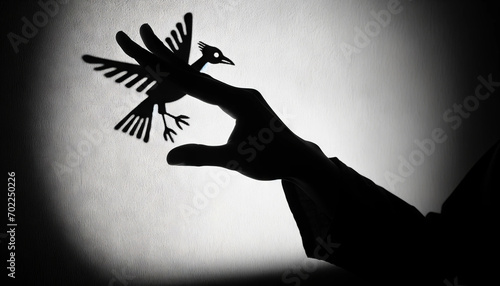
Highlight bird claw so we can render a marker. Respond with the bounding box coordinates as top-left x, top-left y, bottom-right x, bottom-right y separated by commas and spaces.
173, 115, 190, 130
163, 128, 177, 142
